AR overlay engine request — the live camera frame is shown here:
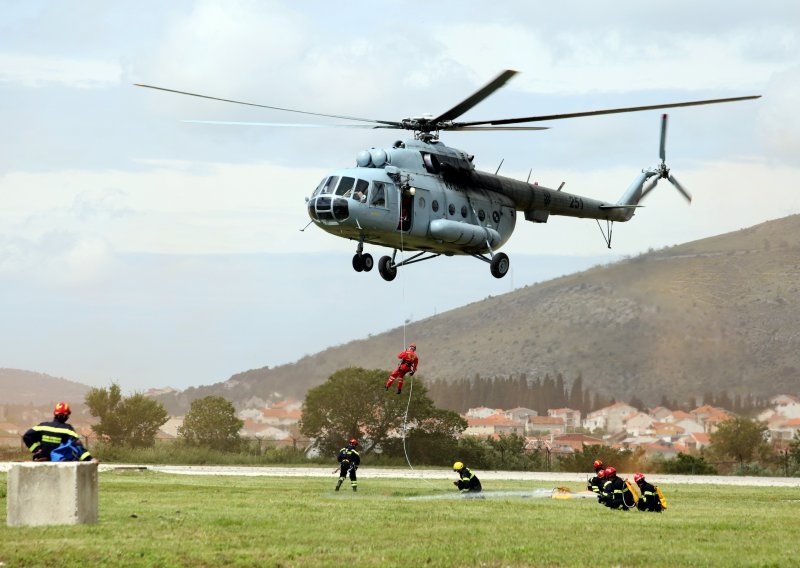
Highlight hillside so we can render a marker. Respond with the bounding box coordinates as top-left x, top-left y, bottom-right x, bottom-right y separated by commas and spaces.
0, 368, 91, 405
156, 215, 800, 413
